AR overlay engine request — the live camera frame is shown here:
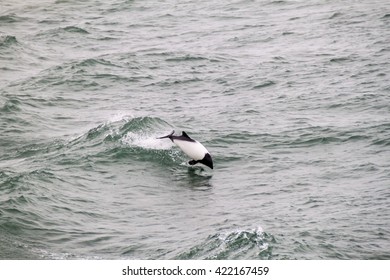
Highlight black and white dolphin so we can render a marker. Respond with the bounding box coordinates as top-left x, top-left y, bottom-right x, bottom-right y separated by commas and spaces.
157, 130, 213, 169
